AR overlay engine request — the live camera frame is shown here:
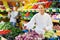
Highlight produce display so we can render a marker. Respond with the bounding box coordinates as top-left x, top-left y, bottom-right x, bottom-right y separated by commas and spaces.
15, 30, 42, 40
0, 14, 3, 20
21, 11, 37, 20
0, 30, 10, 35
0, 14, 3, 17
44, 31, 55, 38
52, 14, 60, 20
56, 30, 60, 36
0, 22, 24, 40
15, 30, 58, 40
32, 4, 38, 9
2, 0, 10, 12
0, 0, 60, 40
4, 26, 24, 40
22, 0, 52, 9
22, 0, 38, 9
